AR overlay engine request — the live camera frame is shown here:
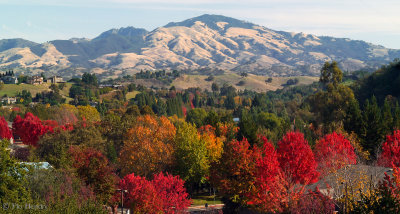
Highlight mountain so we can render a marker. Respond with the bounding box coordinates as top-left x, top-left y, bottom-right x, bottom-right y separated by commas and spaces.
0, 14, 399, 78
